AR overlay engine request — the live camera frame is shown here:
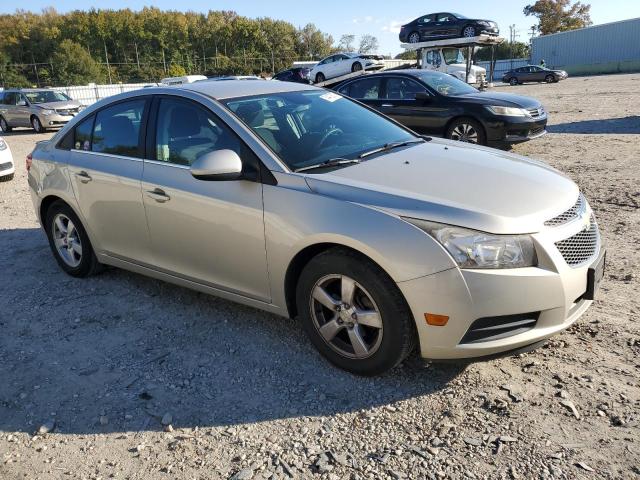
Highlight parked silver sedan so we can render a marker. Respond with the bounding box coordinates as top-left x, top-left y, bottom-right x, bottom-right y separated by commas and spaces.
28, 81, 605, 375
0, 89, 84, 133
